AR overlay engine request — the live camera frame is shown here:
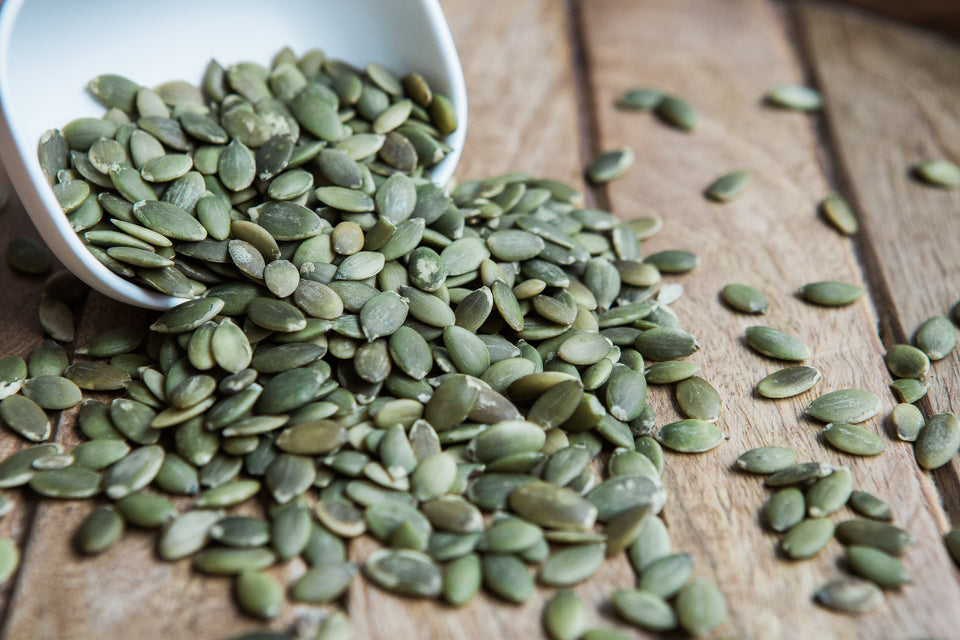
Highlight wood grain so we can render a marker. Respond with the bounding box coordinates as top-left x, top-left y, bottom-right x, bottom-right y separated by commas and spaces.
580, 0, 960, 638
0, 1, 958, 639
